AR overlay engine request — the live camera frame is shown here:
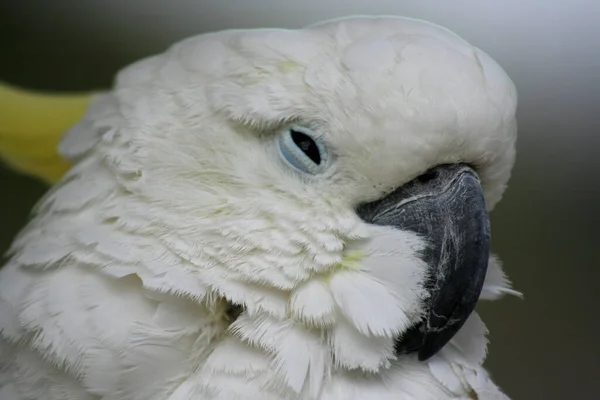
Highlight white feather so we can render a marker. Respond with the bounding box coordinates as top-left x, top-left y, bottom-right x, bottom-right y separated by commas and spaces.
229, 313, 328, 395
481, 255, 523, 300
329, 317, 395, 372
289, 277, 337, 326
